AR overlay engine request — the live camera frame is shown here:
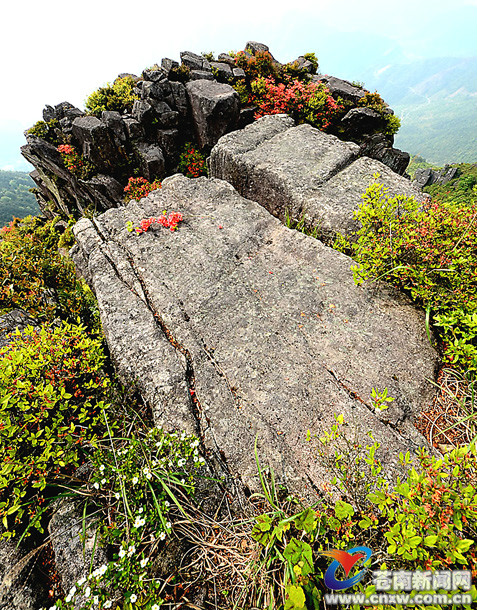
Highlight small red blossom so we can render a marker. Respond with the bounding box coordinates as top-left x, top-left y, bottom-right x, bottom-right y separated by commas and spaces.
133, 211, 184, 235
